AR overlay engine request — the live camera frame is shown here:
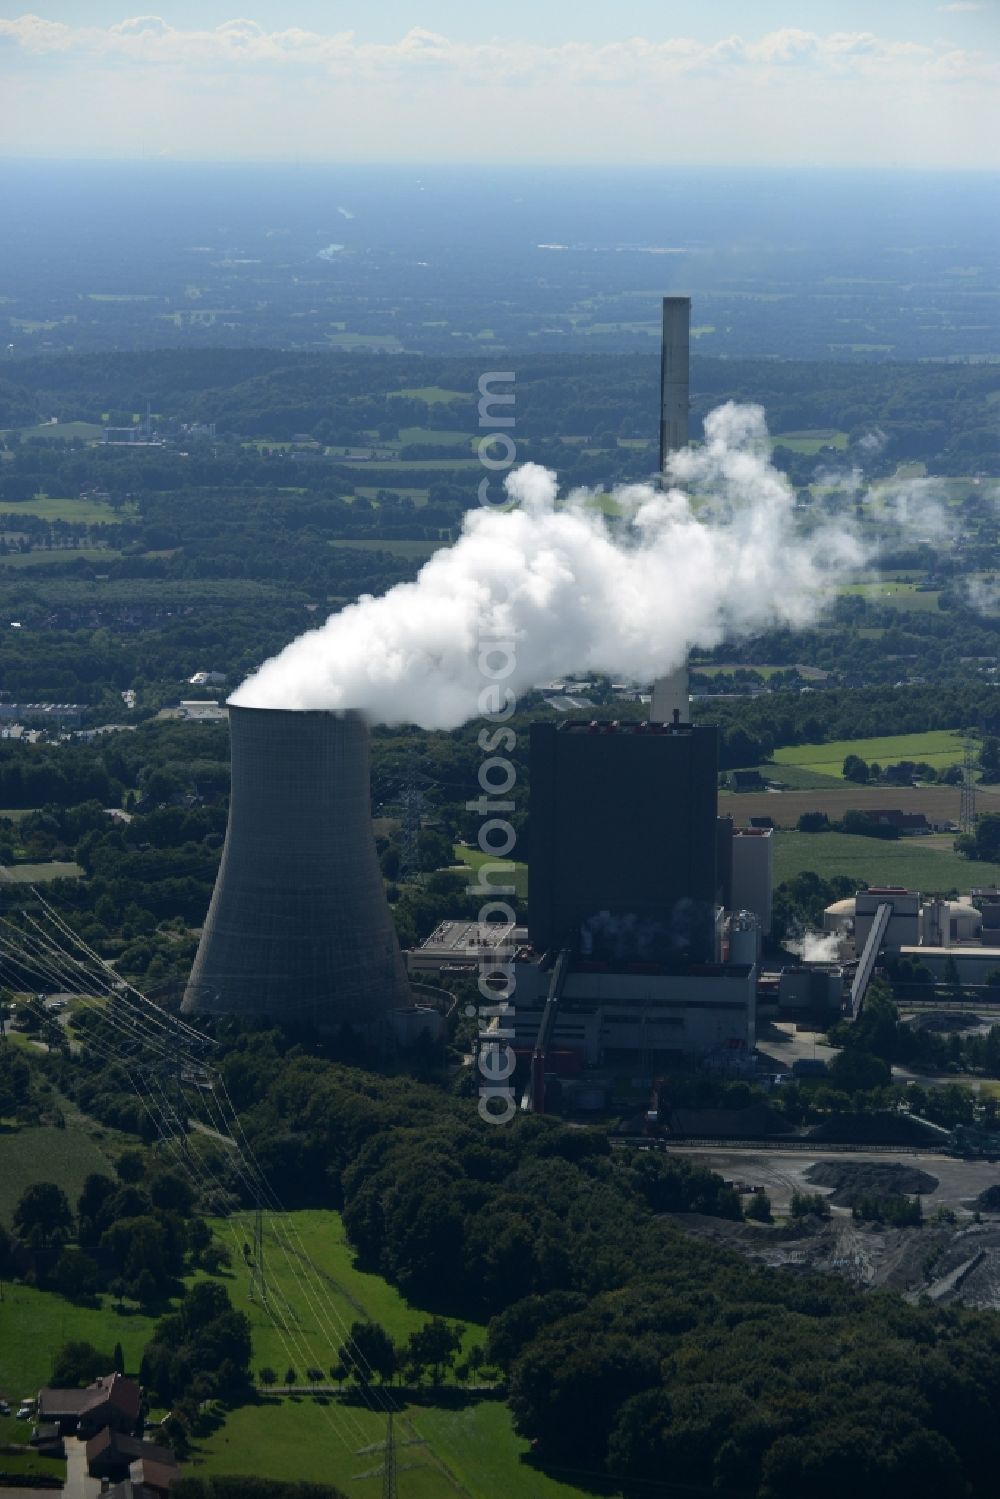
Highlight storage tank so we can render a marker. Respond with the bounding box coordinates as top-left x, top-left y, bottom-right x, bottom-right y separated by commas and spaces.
182, 706, 411, 1025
